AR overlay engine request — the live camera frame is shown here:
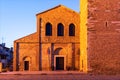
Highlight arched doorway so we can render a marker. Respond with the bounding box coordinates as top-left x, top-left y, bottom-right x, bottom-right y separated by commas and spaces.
54, 48, 66, 70
23, 57, 31, 71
